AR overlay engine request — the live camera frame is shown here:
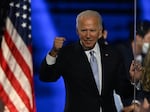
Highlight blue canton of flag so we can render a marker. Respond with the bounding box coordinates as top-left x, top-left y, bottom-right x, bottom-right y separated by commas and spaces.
9, 0, 32, 46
